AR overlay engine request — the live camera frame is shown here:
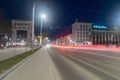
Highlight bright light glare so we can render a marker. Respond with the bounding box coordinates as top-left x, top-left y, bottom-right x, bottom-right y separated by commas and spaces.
70, 40, 72, 42
20, 43, 26, 46
46, 44, 51, 48
41, 14, 45, 18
